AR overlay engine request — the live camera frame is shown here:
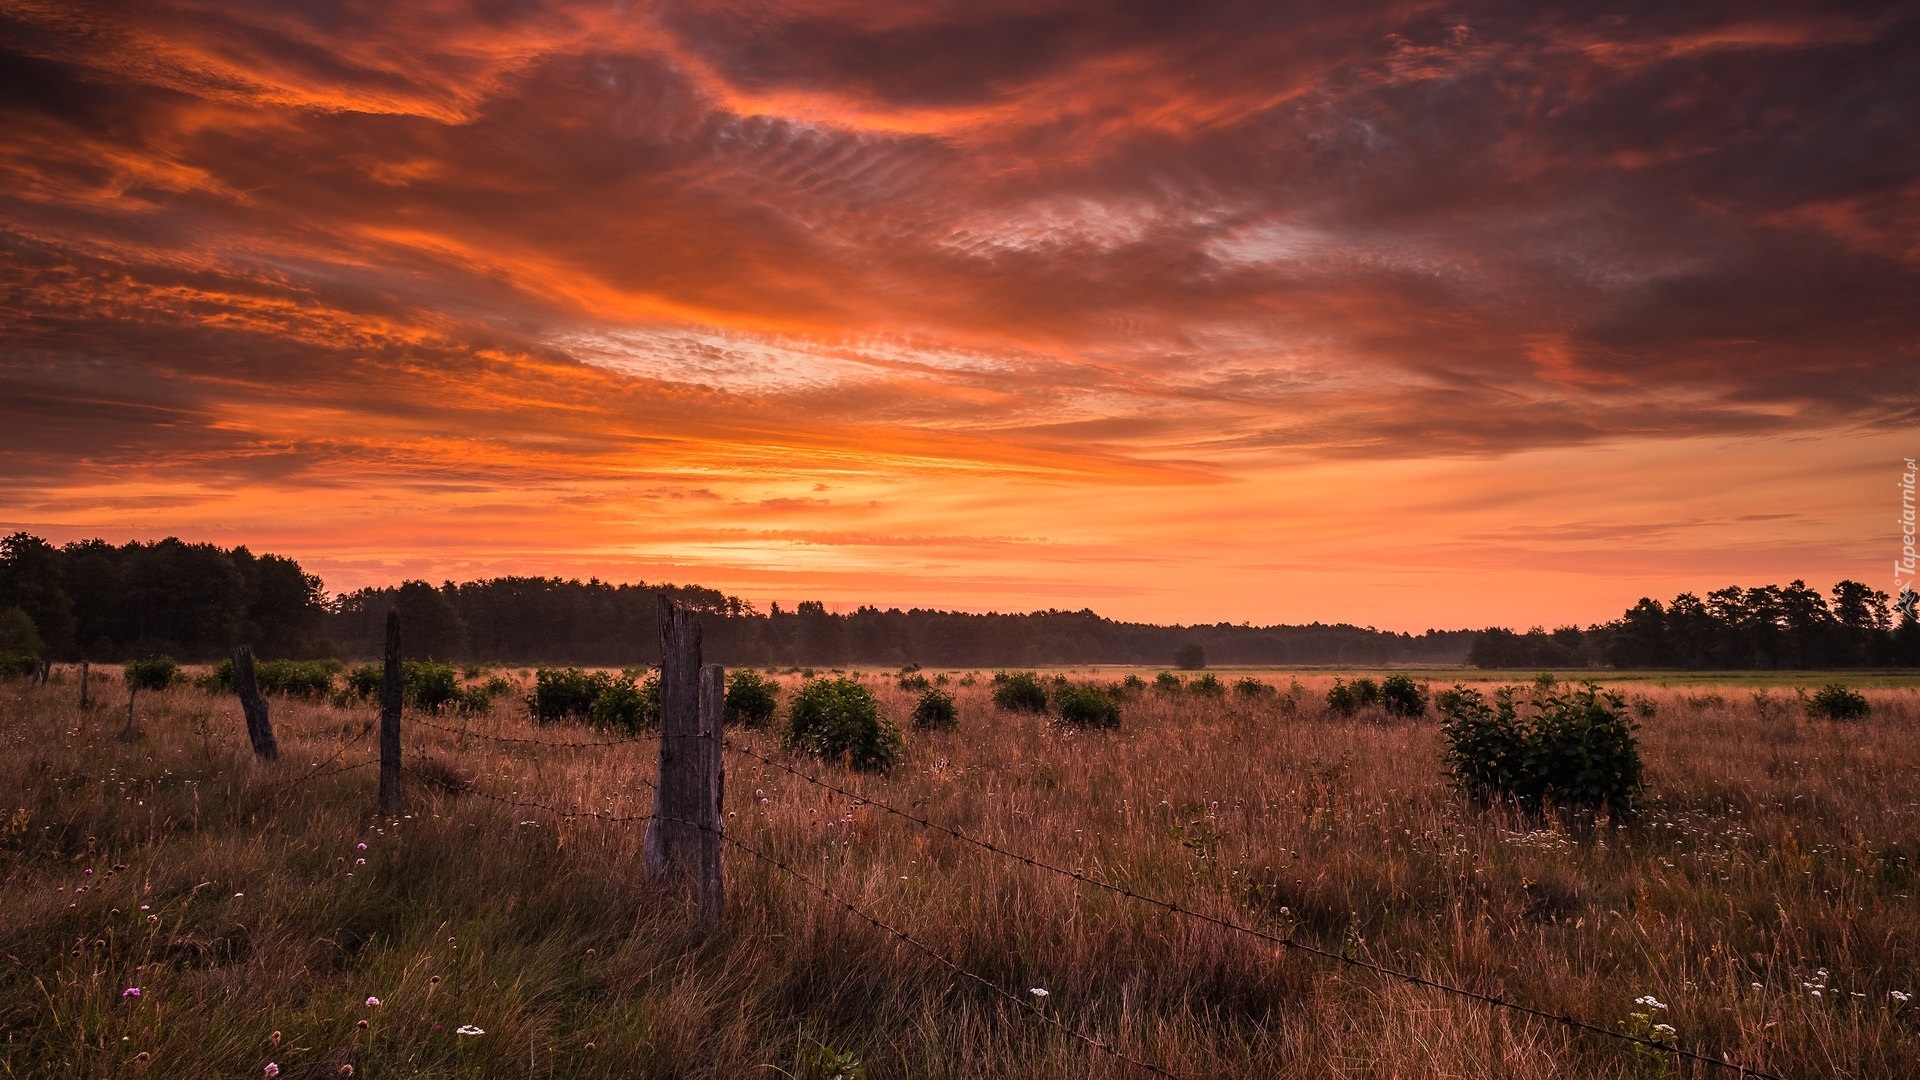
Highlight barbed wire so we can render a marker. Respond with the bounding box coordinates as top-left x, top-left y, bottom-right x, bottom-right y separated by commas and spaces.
716, 824, 1186, 1079
722, 738, 1783, 1080
262, 724, 378, 799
